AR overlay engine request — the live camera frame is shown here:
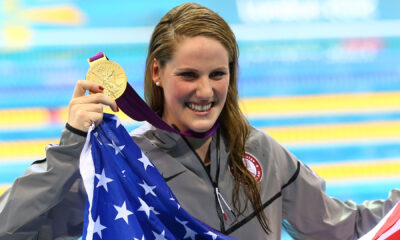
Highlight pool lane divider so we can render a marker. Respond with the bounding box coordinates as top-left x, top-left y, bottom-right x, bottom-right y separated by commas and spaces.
1, 91, 400, 128
262, 120, 400, 144
0, 186, 8, 195
0, 107, 136, 128
240, 91, 400, 117
1, 159, 399, 196
311, 159, 400, 181
1, 120, 400, 160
